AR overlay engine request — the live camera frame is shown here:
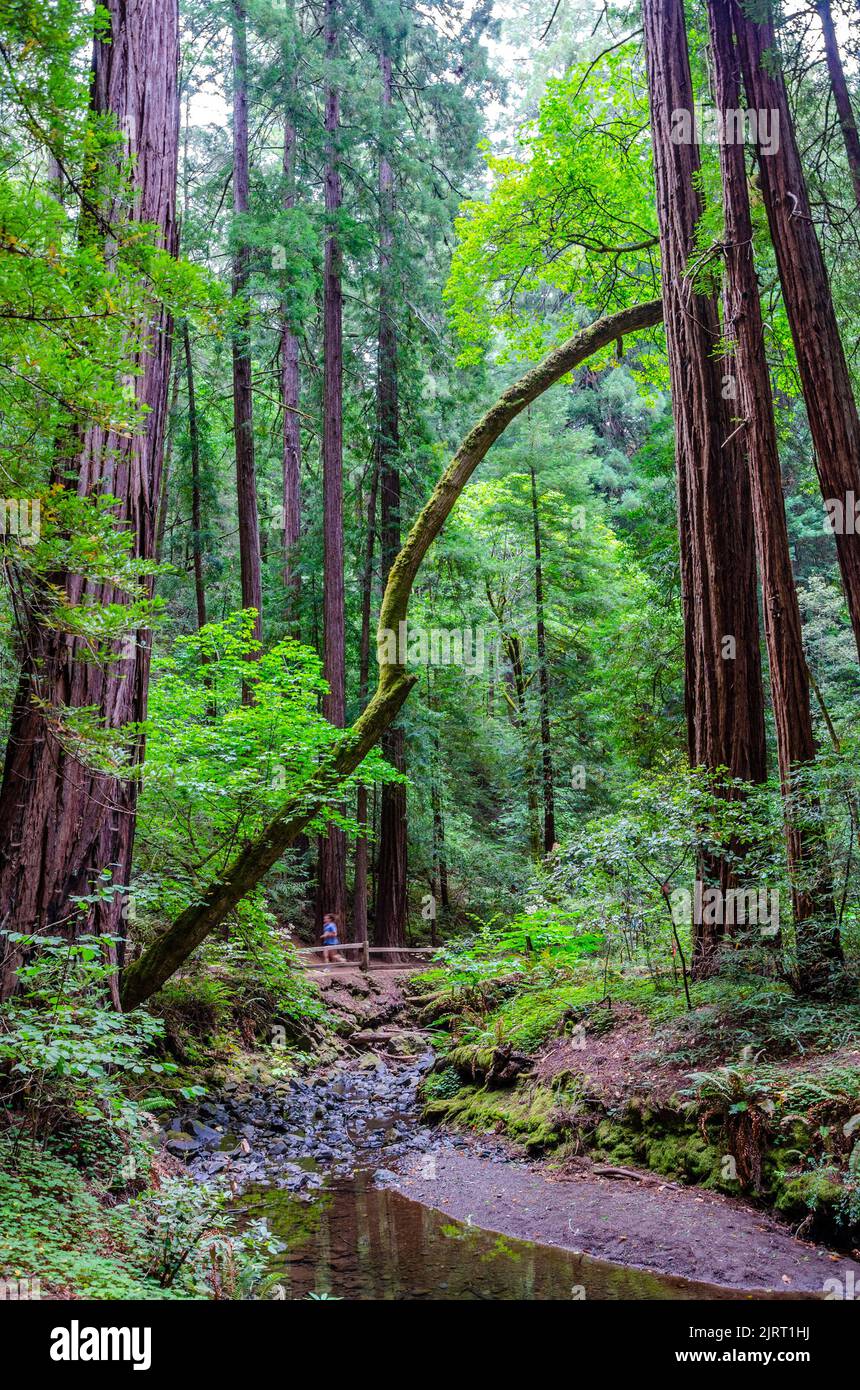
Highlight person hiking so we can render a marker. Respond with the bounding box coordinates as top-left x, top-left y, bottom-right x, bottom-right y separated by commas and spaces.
321, 912, 343, 964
